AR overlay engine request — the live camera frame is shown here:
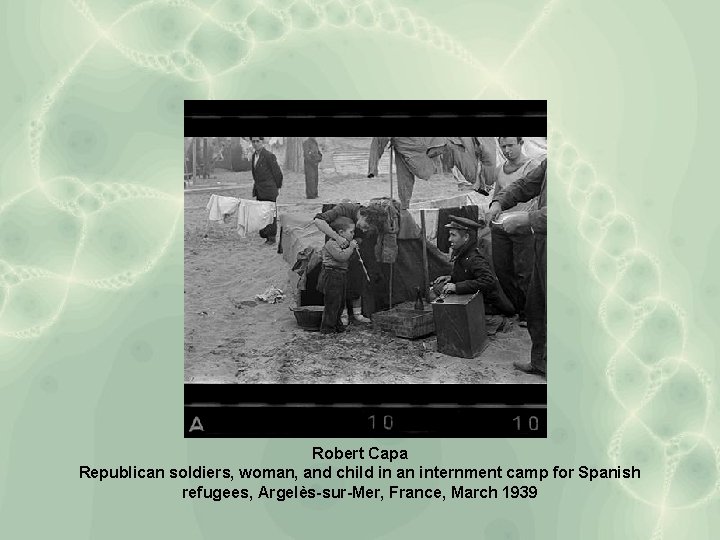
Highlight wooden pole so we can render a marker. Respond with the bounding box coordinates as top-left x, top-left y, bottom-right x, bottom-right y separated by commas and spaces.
389, 262, 393, 309
191, 137, 197, 184
389, 143, 394, 199
388, 143, 394, 309
420, 209, 429, 301
203, 137, 209, 178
